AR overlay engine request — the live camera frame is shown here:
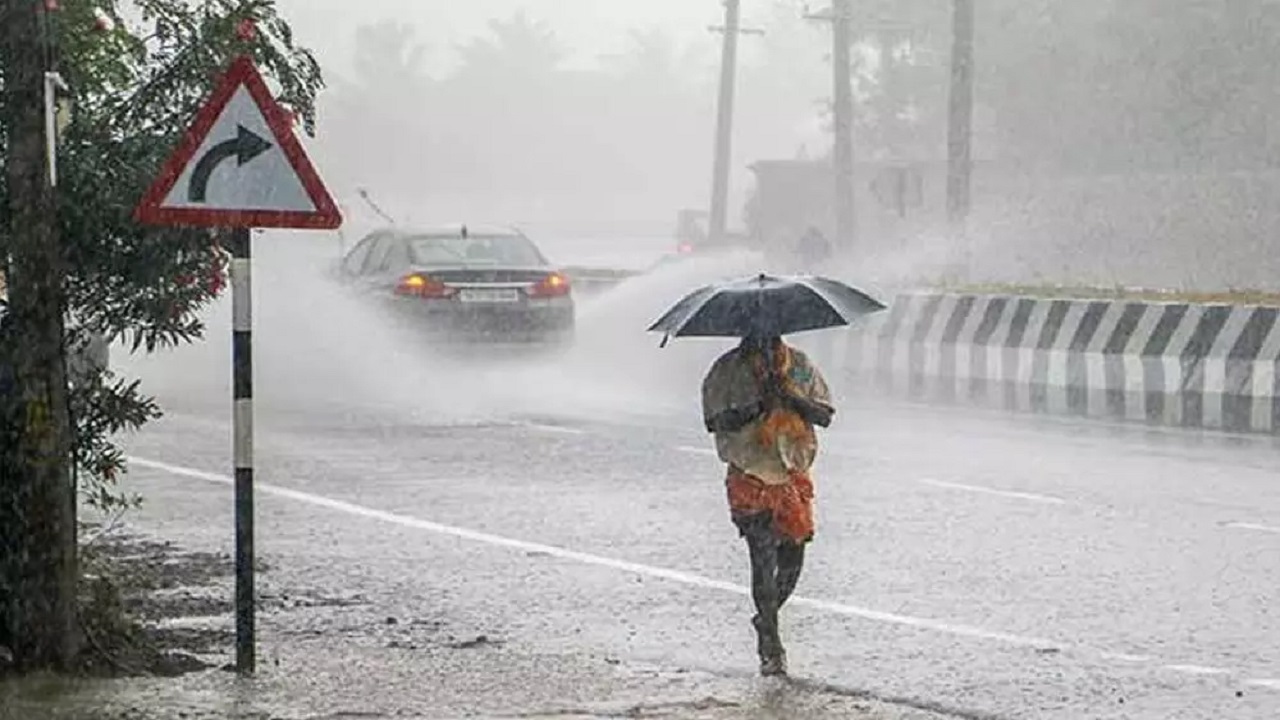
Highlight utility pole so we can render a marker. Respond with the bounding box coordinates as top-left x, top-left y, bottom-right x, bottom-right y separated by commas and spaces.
707, 0, 741, 245
0, 0, 79, 670
807, 1, 857, 256
831, 0, 856, 256
946, 0, 976, 234
707, 0, 763, 244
